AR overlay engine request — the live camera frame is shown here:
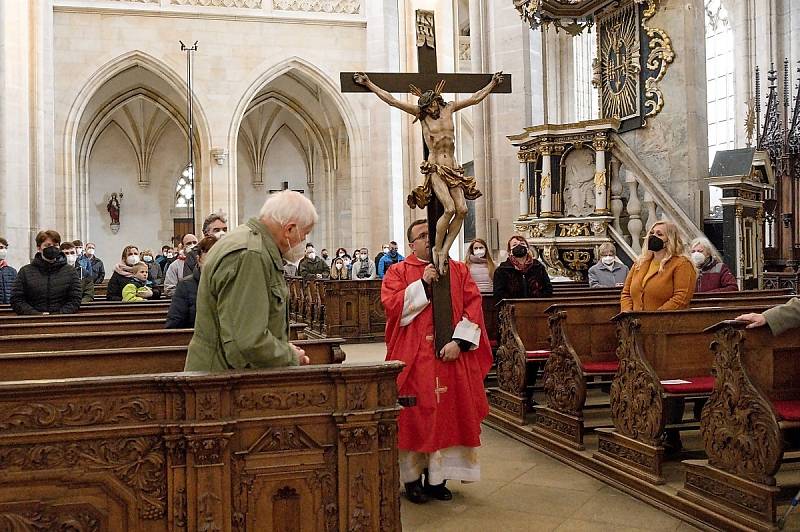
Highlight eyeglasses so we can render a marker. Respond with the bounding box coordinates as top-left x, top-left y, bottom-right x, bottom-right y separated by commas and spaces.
185, 241, 198, 246
411, 232, 428, 242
